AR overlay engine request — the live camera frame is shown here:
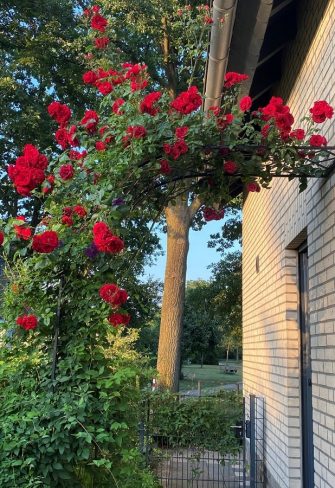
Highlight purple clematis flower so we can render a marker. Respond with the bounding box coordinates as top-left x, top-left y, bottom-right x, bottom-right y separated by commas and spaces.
112, 197, 125, 207
84, 242, 99, 260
